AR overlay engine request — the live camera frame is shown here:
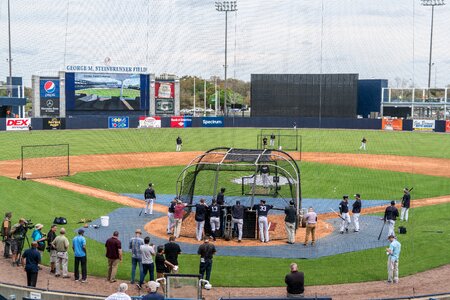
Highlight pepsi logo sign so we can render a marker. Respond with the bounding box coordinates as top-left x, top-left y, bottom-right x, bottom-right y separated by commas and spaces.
44, 81, 56, 94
